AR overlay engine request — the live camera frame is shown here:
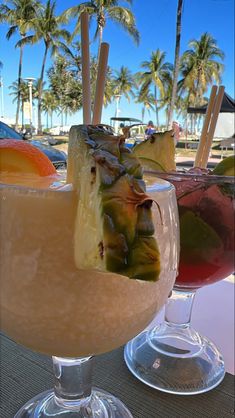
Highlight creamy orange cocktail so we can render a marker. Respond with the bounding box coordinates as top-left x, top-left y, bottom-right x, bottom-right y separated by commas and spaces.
0, 128, 178, 358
